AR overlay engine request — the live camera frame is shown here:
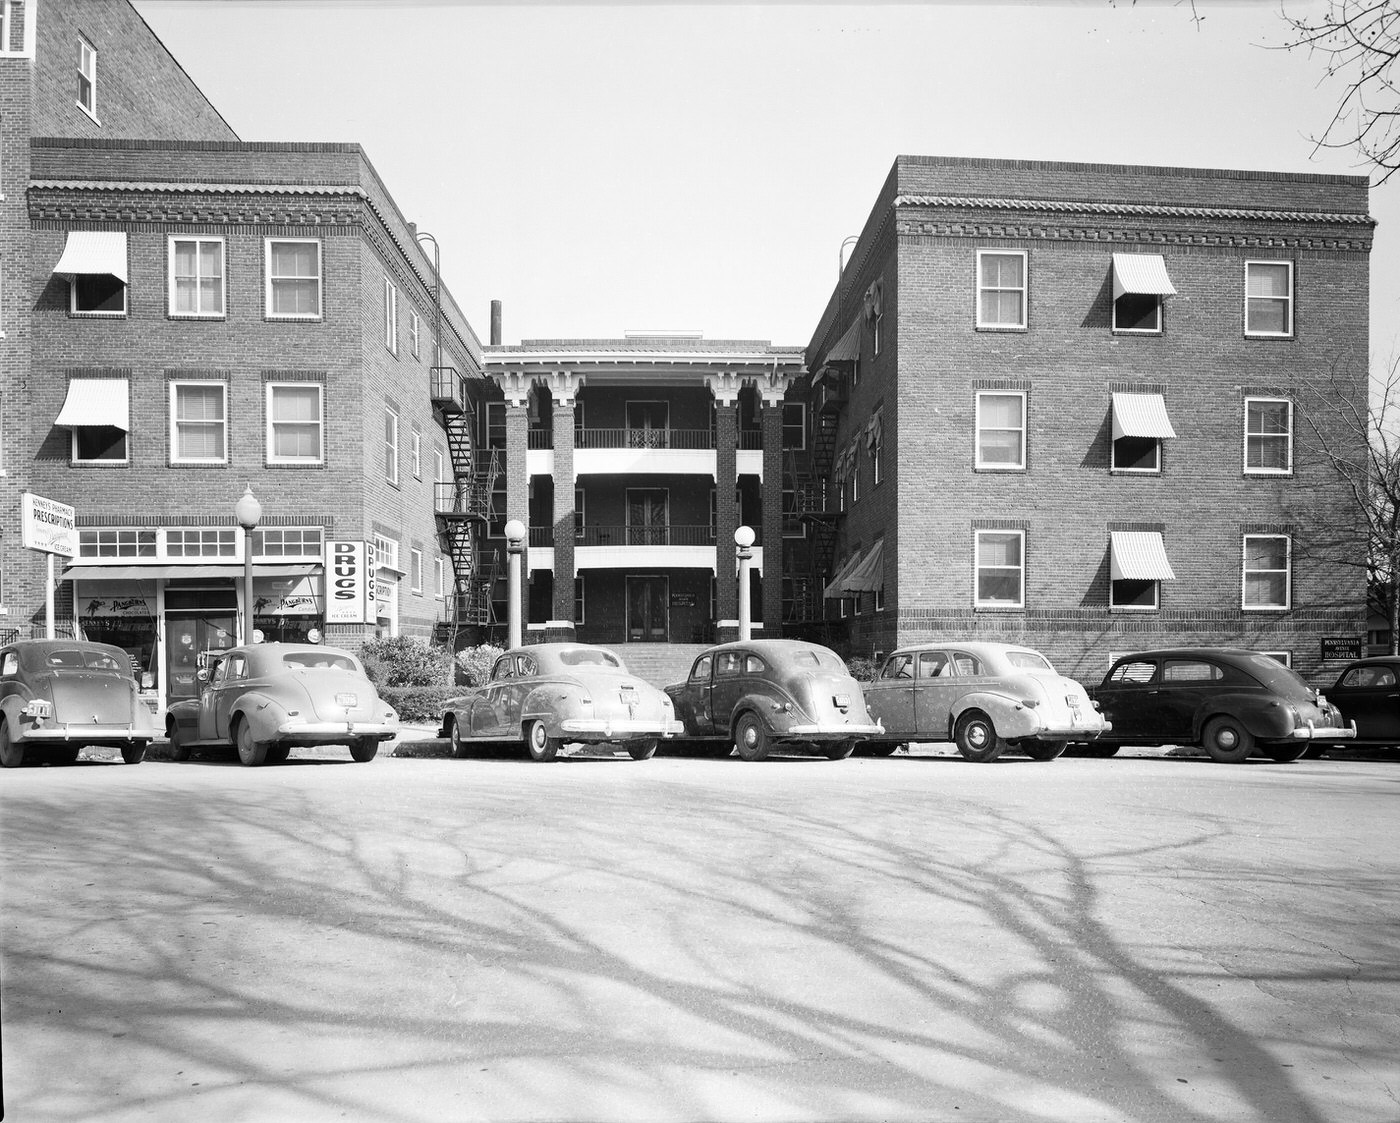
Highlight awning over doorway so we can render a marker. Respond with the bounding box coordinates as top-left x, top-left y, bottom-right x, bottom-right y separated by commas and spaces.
55, 378, 130, 430
52, 231, 129, 283
1111, 253, 1176, 300
1111, 392, 1177, 440
63, 563, 320, 582
823, 549, 864, 599
1109, 532, 1176, 581
843, 539, 885, 593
